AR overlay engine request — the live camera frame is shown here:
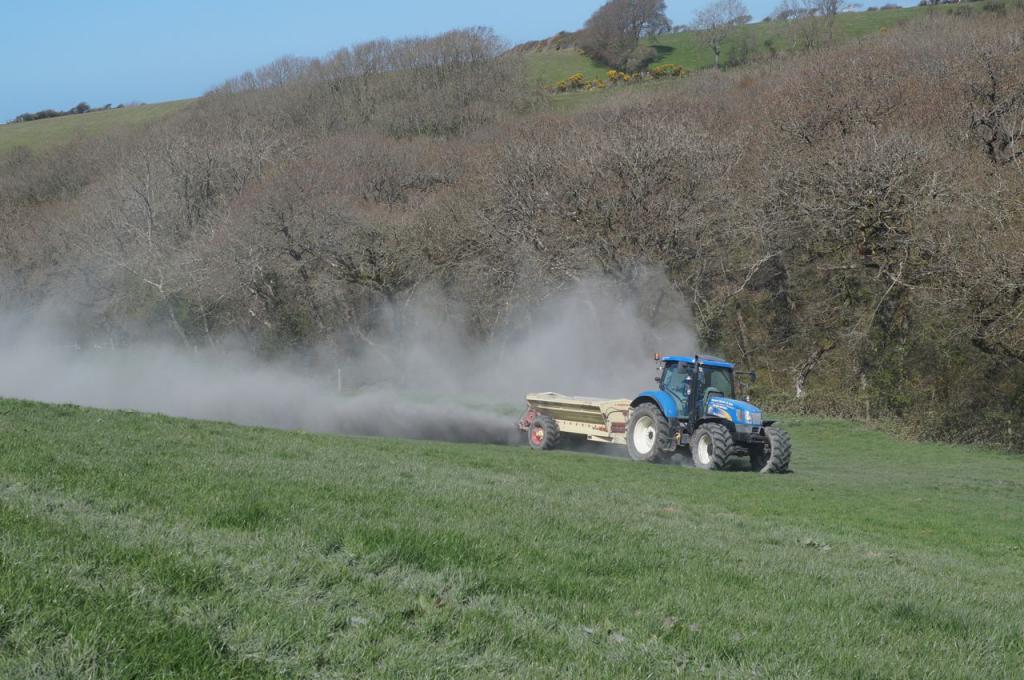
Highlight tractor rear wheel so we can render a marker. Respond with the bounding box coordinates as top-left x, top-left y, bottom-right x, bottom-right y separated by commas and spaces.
691, 422, 734, 470
754, 426, 791, 473
527, 414, 560, 451
626, 403, 673, 462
